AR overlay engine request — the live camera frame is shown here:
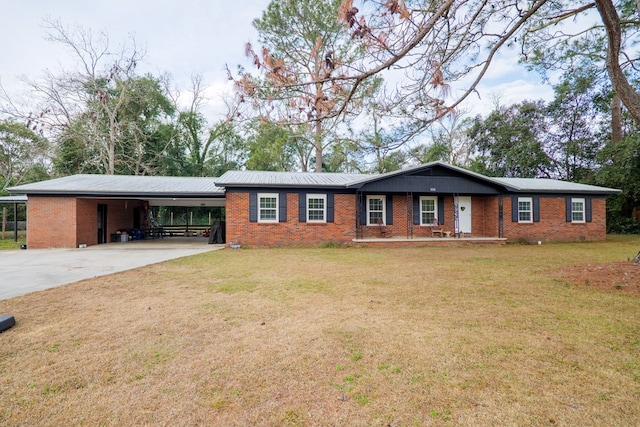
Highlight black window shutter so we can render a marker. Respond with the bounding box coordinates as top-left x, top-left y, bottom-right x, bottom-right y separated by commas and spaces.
385, 196, 393, 225
533, 196, 540, 222
511, 196, 518, 222
298, 192, 306, 222
279, 192, 287, 222
565, 197, 572, 222
586, 197, 592, 222
359, 194, 367, 225
249, 192, 257, 222
437, 197, 445, 225
327, 193, 335, 223
413, 195, 420, 225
